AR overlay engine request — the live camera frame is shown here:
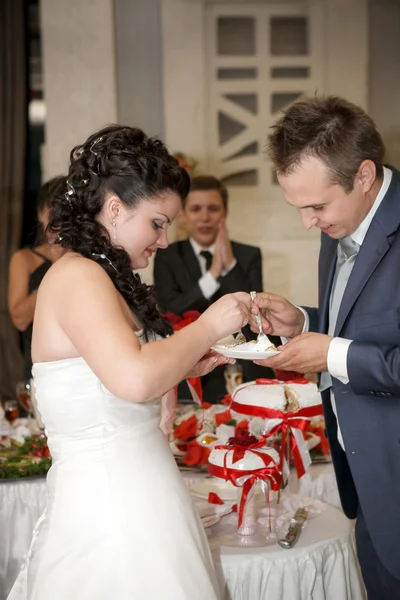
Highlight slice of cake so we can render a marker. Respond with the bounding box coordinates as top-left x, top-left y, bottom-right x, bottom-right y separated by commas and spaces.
284, 381, 322, 412
231, 340, 278, 353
